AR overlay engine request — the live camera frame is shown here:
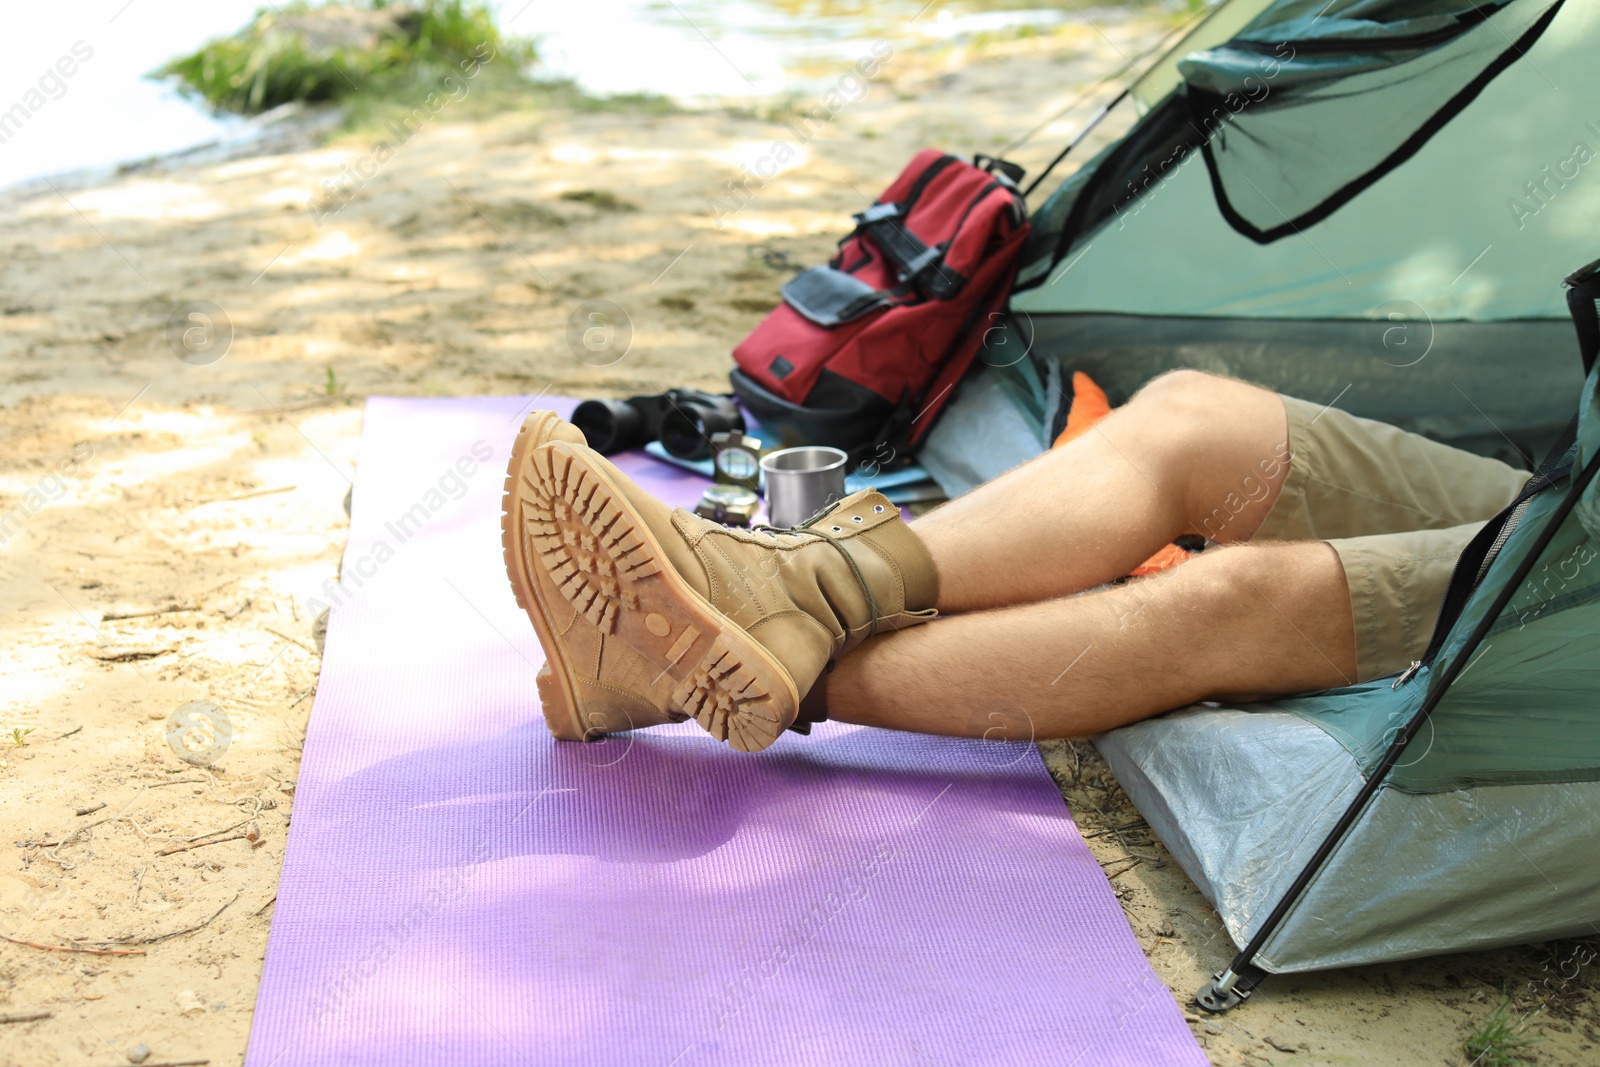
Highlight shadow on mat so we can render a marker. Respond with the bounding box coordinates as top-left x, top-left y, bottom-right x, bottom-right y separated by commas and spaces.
300, 720, 1060, 871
